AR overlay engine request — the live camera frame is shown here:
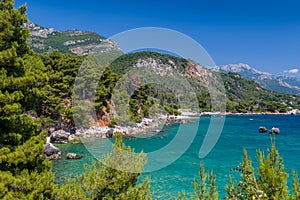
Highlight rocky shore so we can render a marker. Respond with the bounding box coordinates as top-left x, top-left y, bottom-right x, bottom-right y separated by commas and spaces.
44, 110, 297, 159
47, 117, 170, 144
44, 117, 170, 159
